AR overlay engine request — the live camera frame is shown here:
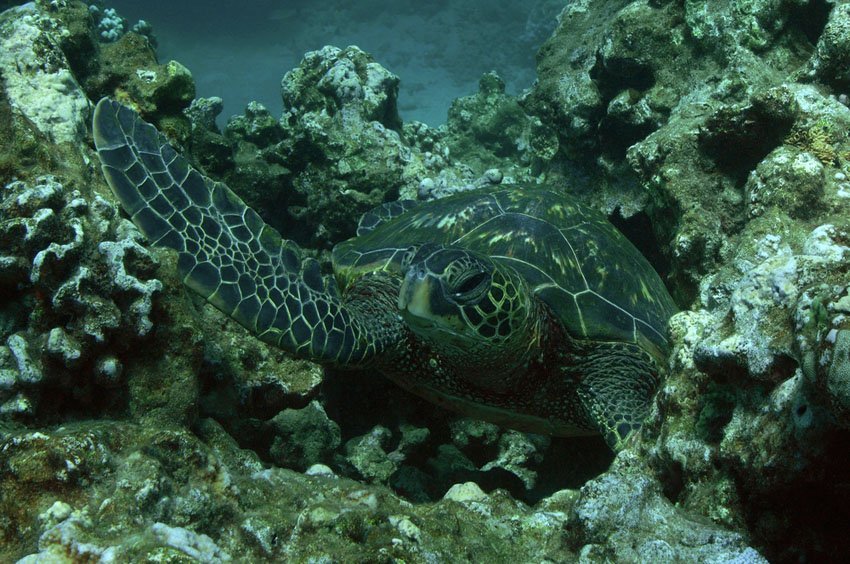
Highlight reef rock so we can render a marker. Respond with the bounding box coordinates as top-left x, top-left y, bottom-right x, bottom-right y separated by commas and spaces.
0, 3, 90, 145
